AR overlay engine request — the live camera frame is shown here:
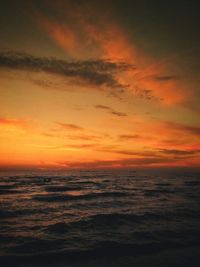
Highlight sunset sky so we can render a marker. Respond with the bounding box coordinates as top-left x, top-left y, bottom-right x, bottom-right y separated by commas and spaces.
0, 0, 200, 169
